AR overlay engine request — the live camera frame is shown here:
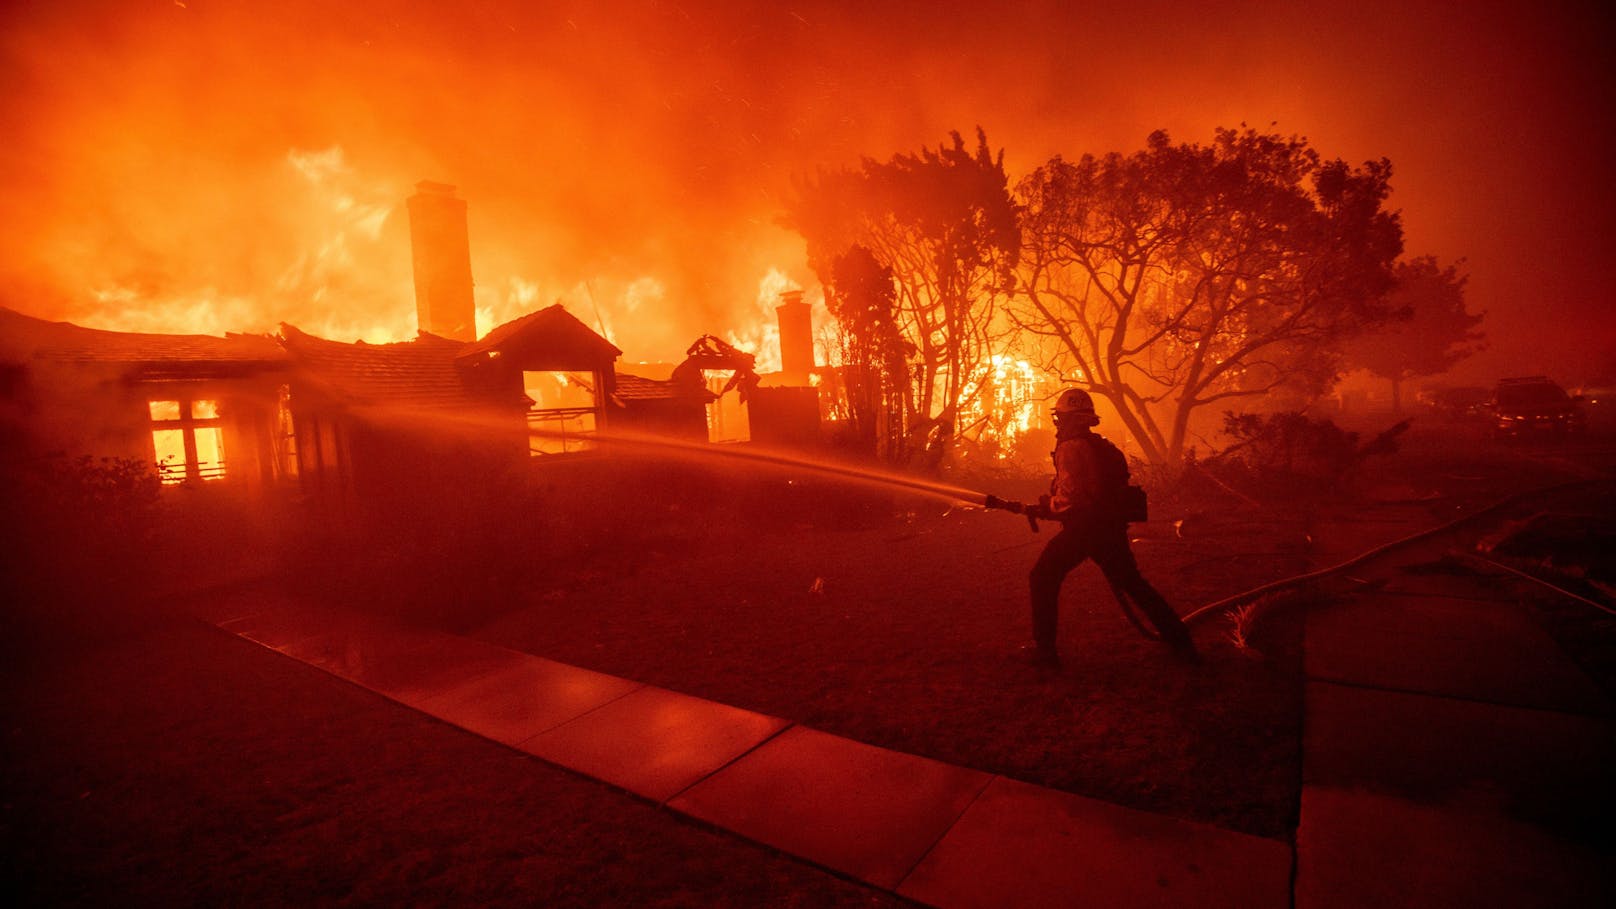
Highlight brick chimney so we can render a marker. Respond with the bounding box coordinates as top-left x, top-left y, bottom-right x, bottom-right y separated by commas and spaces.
406, 181, 476, 341
775, 290, 813, 386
